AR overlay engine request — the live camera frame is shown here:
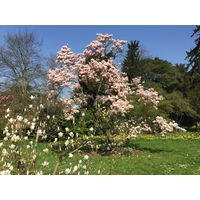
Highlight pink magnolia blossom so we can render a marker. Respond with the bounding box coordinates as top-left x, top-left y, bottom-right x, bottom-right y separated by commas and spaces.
130, 77, 164, 109
153, 116, 186, 135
